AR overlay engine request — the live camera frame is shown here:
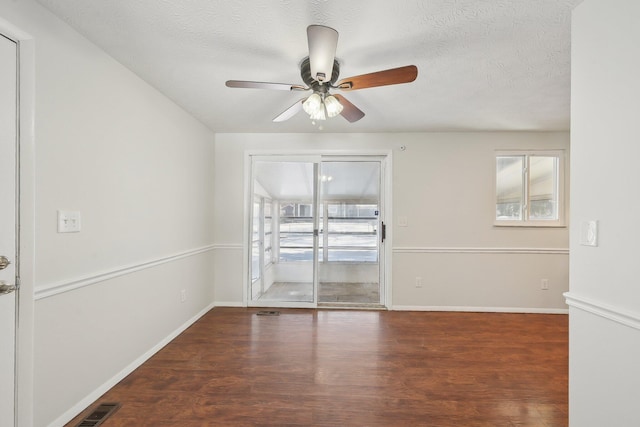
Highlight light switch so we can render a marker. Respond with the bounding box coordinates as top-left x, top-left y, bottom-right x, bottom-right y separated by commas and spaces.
58, 210, 81, 233
580, 220, 598, 247
398, 216, 408, 227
